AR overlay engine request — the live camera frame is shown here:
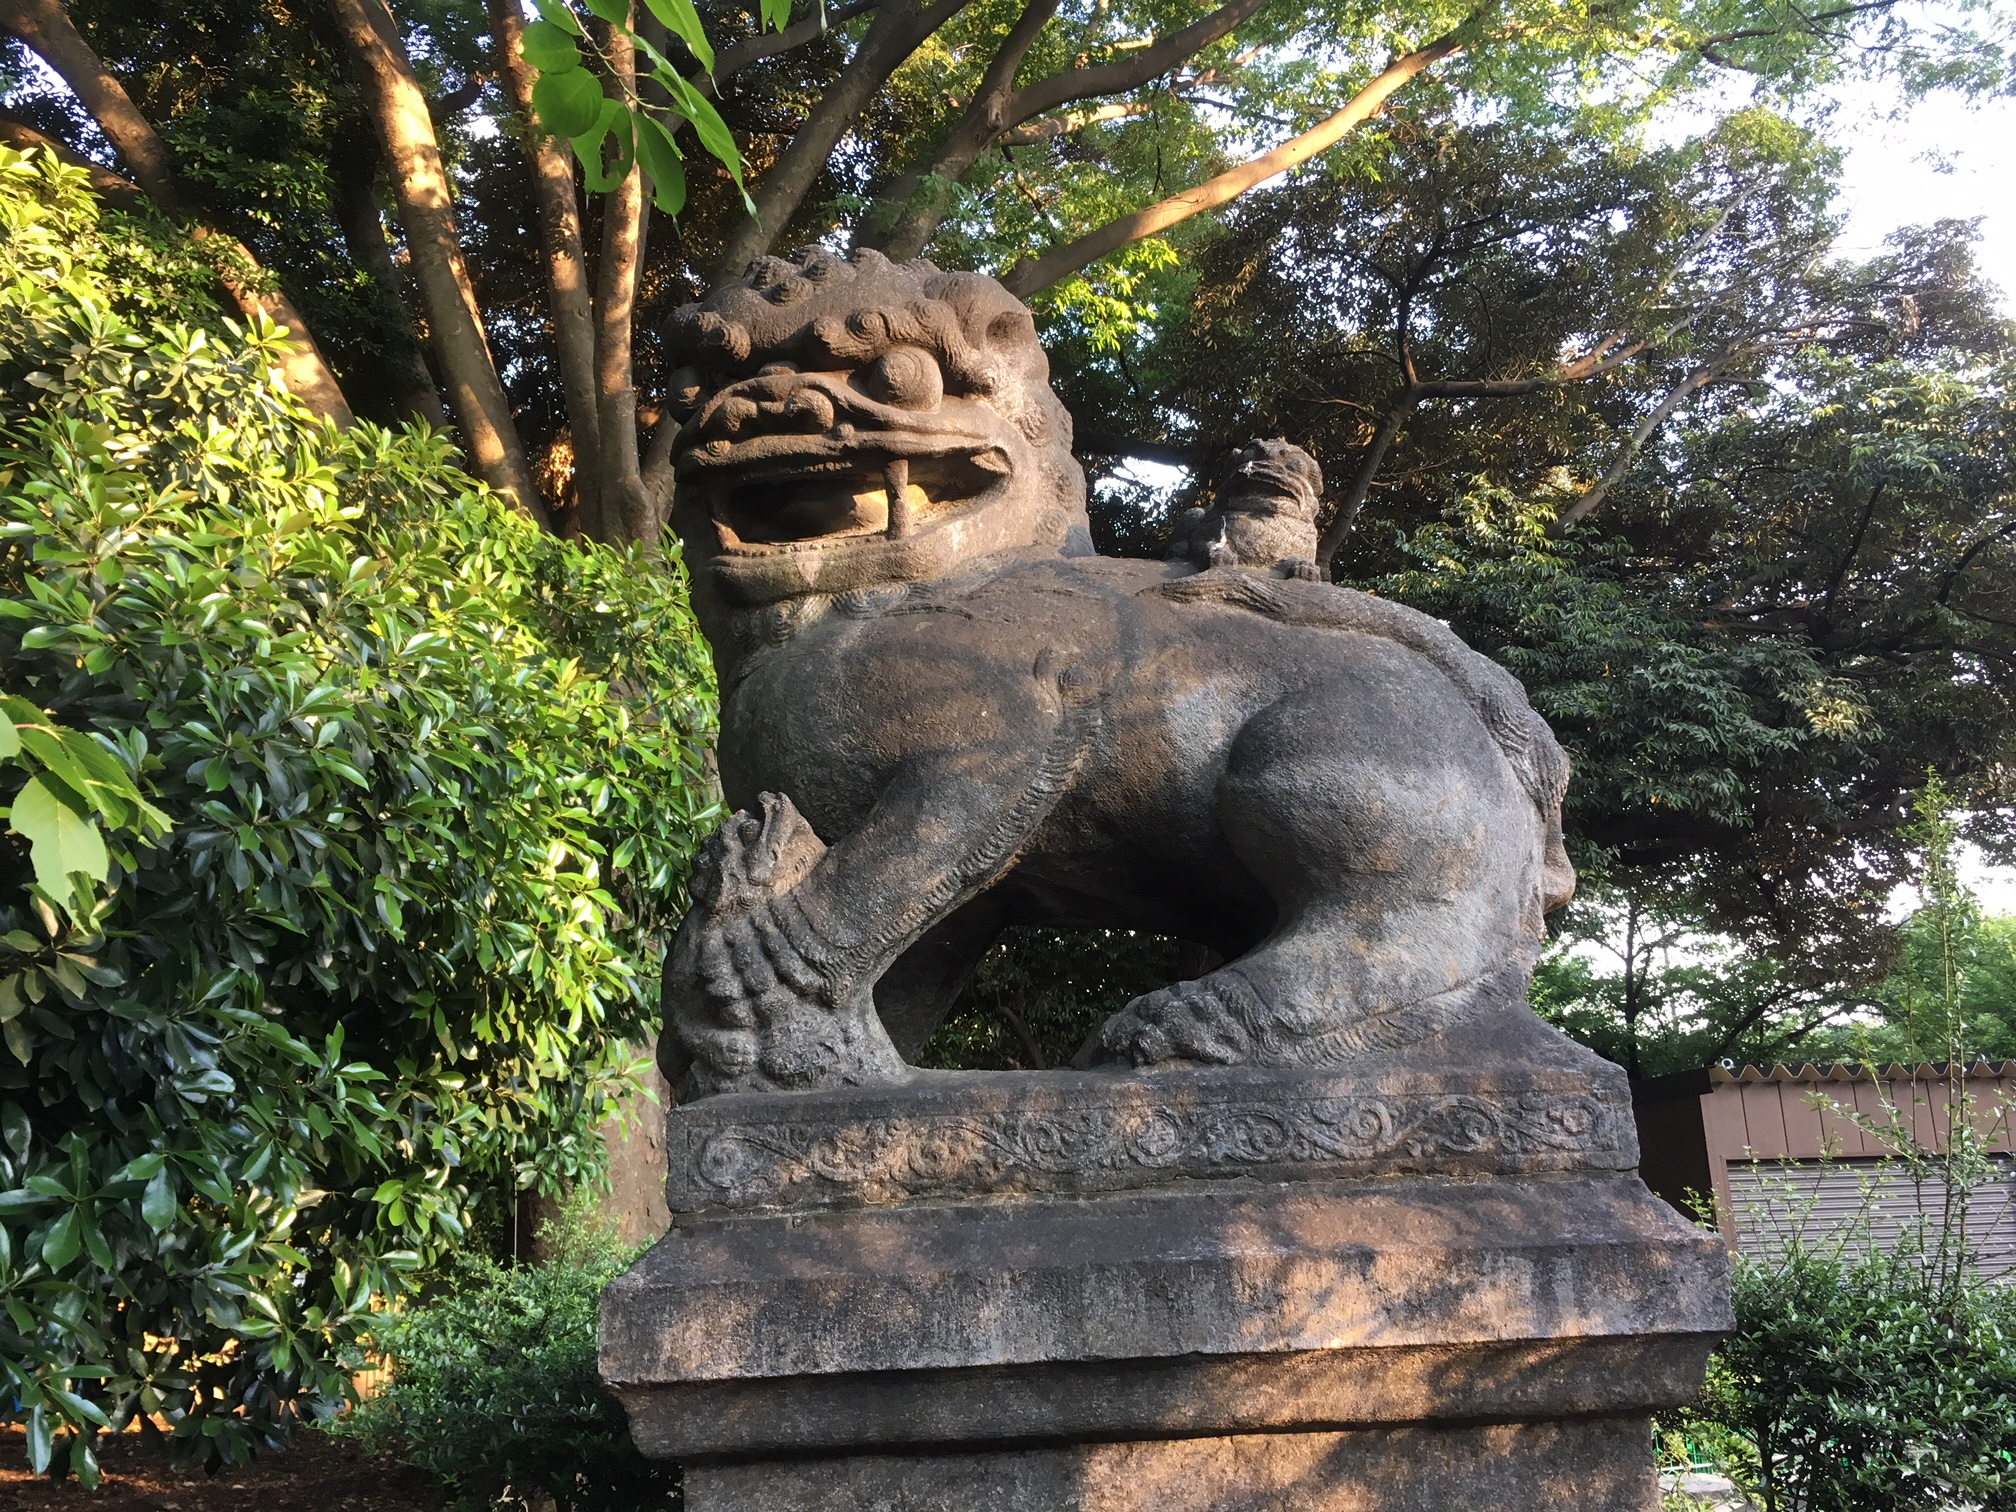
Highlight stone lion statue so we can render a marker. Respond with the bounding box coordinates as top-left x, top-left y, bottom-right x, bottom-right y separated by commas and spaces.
1166, 438, 1326, 581
657, 248, 1574, 1099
